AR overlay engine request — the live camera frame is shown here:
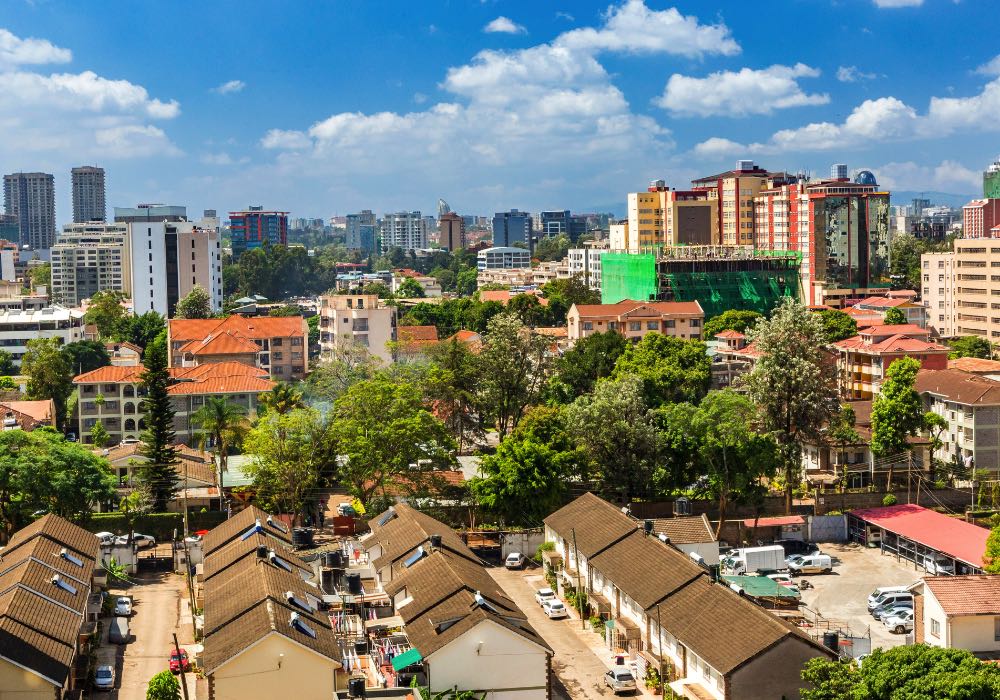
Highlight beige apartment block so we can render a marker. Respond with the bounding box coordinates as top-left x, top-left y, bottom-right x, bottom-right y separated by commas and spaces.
923, 239, 1000, 341
921, 251, 957, 337
319, 293, 396, 364
625, 182, 716, 253
567, 300, 704, 342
